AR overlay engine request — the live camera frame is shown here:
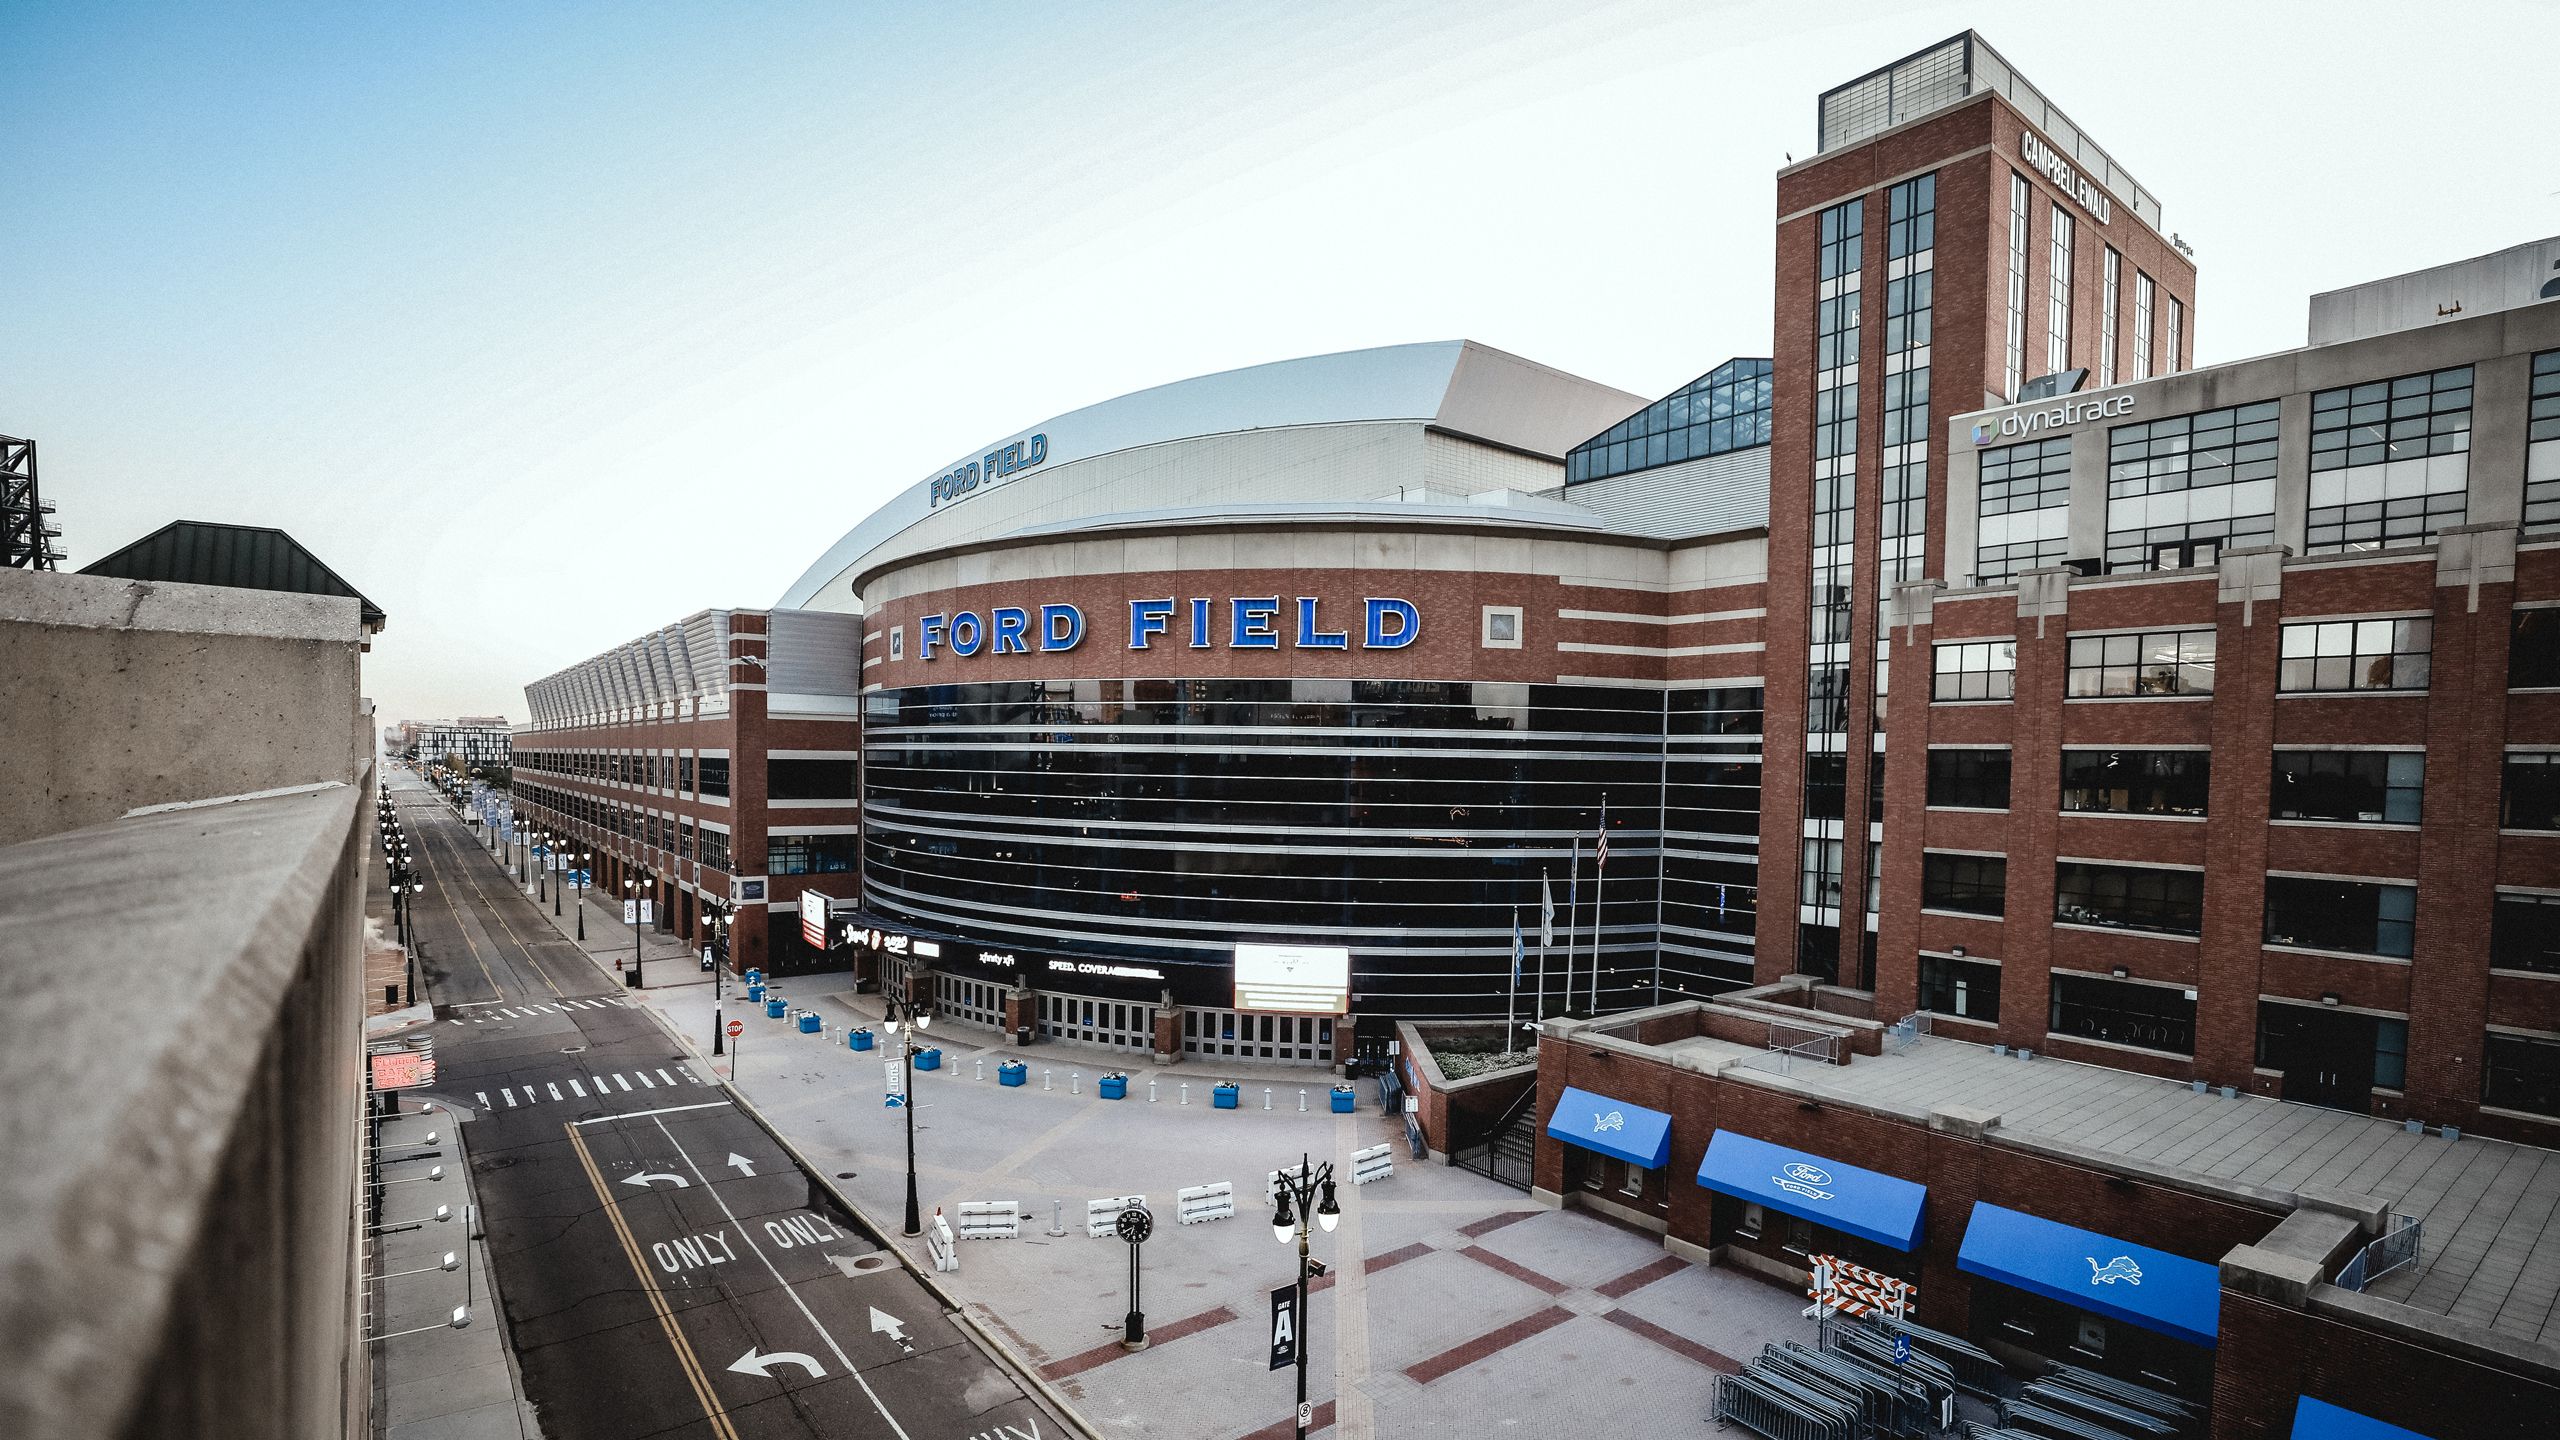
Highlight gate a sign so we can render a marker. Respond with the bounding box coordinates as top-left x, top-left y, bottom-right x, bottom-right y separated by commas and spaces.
1268, 1284, 1297, 1371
